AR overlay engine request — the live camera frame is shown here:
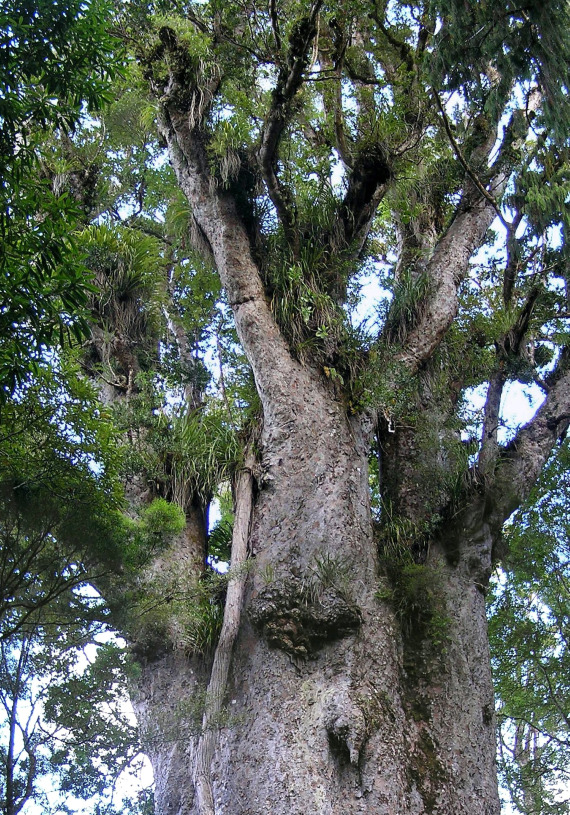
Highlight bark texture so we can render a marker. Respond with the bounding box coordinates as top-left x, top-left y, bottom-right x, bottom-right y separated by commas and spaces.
133, 650, 210, 815
204, 398, 500, 815
130, 364, 502, 815
123, 14, 570, 813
